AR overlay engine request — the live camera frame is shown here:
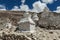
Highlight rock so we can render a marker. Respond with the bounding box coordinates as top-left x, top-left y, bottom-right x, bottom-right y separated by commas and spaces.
2, 34, 29, 40
38, 8, 60, 29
